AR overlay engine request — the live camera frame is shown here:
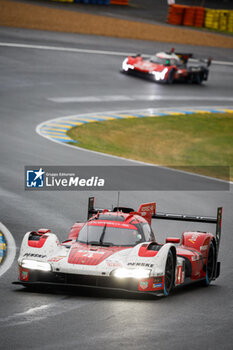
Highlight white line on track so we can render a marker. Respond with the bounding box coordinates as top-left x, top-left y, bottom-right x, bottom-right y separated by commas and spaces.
0, 299, 95, 327
49, 95, 233, 103
0, 42, 233, 66
0, 222, 16, 278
